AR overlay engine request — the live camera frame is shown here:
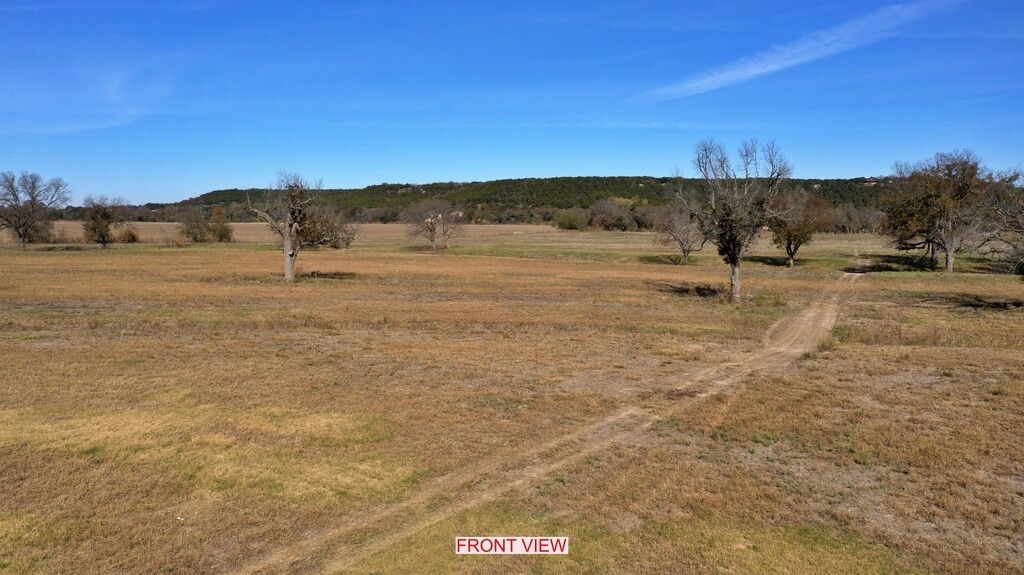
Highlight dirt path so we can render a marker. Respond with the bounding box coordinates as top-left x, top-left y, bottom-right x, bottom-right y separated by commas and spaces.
232, 274, 858, 575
